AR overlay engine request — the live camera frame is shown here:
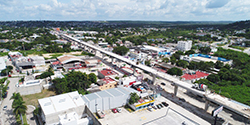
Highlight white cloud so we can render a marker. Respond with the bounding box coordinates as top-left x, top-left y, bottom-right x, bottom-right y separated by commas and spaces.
0, 0, 249, 21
